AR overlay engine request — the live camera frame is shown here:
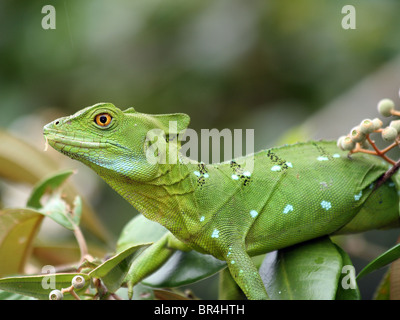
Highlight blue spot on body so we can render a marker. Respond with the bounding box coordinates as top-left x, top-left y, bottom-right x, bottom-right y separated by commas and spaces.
250, 210, 258, 218
317, 156, 329, 161
193, 171, 201, 177
321, 200, 332, 210
203, 173, 209, 178
333, 154, 340, 158
354, 191, 362, 201
231, 174, 239, 180
243, 171, 251, 177
283, 204, 294, 214
200, 216, 205, 222
211, 229, 220, 238
286, 162, 293, 168
271, 165, 281, 172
